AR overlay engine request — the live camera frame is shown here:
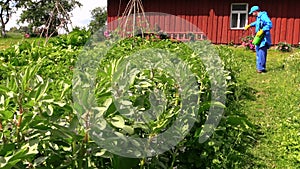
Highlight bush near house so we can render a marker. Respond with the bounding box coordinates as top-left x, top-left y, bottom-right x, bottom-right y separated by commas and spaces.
276, 42, 292, 52
241, 35, 255, 51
